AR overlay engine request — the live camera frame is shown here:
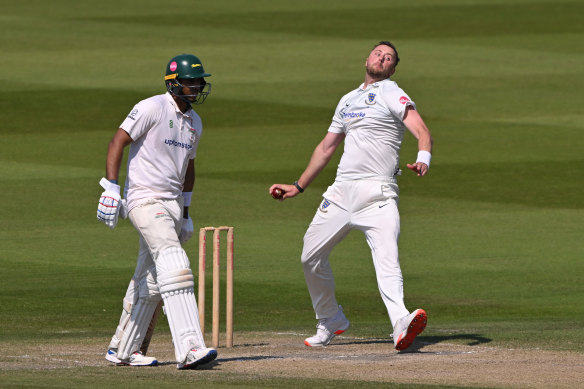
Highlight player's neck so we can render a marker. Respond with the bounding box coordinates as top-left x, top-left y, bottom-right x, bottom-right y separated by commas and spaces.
363, 74, 388, 89
173, 95, 191, 113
